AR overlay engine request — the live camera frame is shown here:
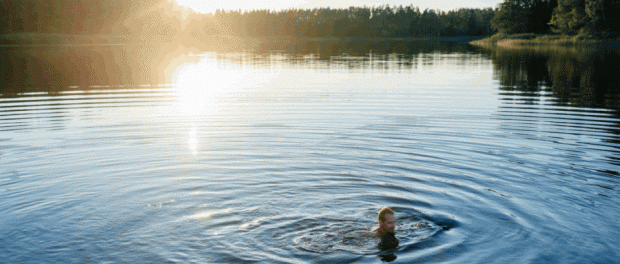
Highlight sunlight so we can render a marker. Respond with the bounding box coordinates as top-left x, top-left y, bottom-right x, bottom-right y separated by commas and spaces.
174, 0, 505, 14
171, 54, 281, 117
169, 53, 281, 156
188, 125, 198, 155
172, 57, 241, 116
175, 0, 307, 14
